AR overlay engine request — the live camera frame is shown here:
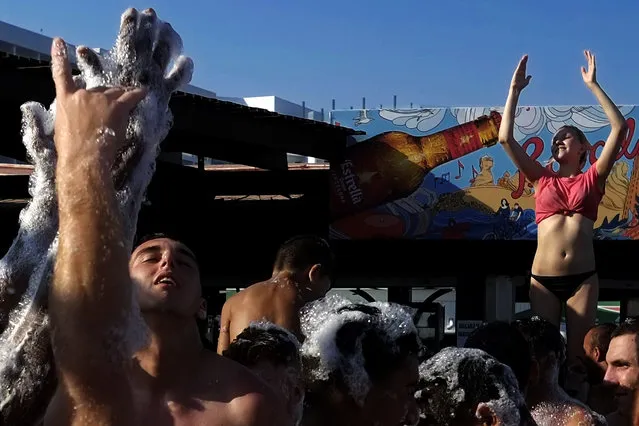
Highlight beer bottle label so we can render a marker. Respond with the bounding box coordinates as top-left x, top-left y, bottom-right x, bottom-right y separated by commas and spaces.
329, 138, 424, 219
444, 122, 484, 160
330, 158, 365, 213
